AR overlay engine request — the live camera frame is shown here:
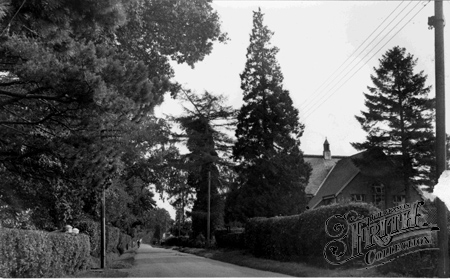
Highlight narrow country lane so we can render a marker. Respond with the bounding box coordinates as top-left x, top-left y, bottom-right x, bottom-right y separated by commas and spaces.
119, 244, 290, 277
